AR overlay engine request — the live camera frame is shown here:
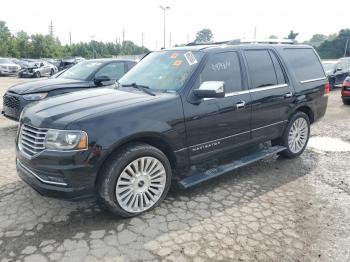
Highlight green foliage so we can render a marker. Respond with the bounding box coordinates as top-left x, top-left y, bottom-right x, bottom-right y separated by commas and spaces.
306, 34, 328, 47
195, 29, 214, 43
0, 20, 149, 59
316, 29, 350, 59
269, 35, 278, 39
